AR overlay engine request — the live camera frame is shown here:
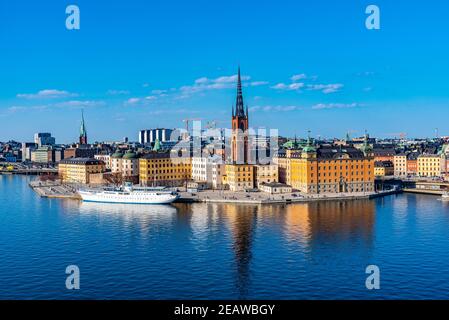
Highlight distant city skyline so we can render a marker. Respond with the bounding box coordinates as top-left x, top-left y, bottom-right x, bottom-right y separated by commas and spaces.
1, 0, 449, 143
